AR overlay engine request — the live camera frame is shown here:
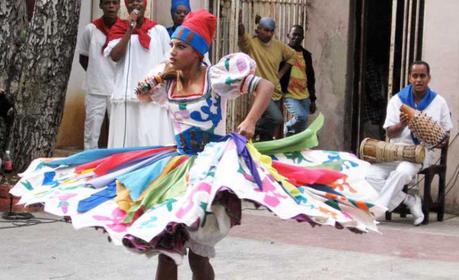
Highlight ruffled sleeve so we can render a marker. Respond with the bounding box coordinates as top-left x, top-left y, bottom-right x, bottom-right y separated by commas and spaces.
209, 52, 261, 99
